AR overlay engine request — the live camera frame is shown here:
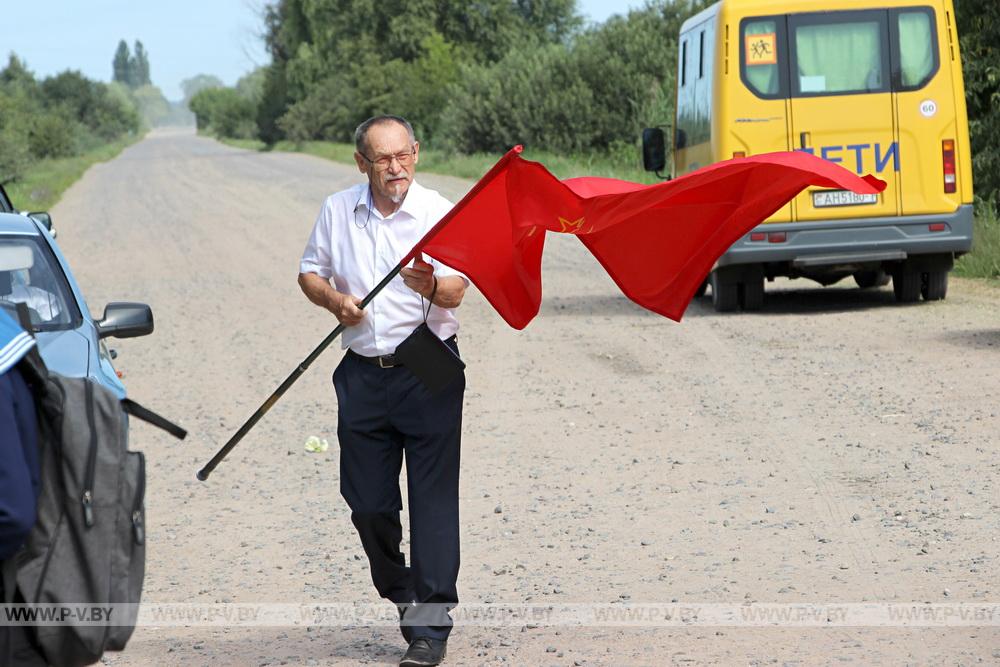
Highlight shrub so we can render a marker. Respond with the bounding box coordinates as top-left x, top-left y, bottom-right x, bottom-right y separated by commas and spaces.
28, 112, 77, 159
278, 76, 357, 142
190, 87, 257, 139
0, 125, 32, 183
438, 2, 696, 154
